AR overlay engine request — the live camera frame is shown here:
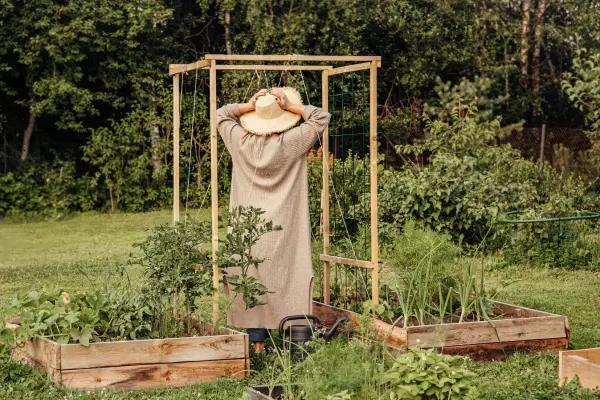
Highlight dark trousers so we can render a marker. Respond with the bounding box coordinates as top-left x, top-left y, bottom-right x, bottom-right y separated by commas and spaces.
247, 328, 268, 343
